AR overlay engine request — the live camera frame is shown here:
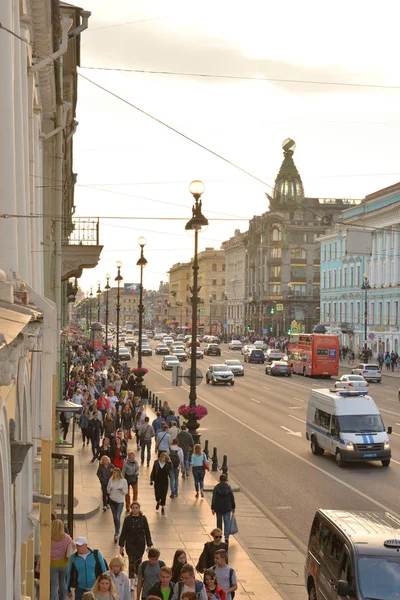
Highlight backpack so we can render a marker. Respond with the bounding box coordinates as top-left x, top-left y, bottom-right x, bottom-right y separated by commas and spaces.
141, 559, 165, 579
177, 579, 204, 599
70, 549, 108, 588
212, 566, 235, 599
169, 448, 180, 469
